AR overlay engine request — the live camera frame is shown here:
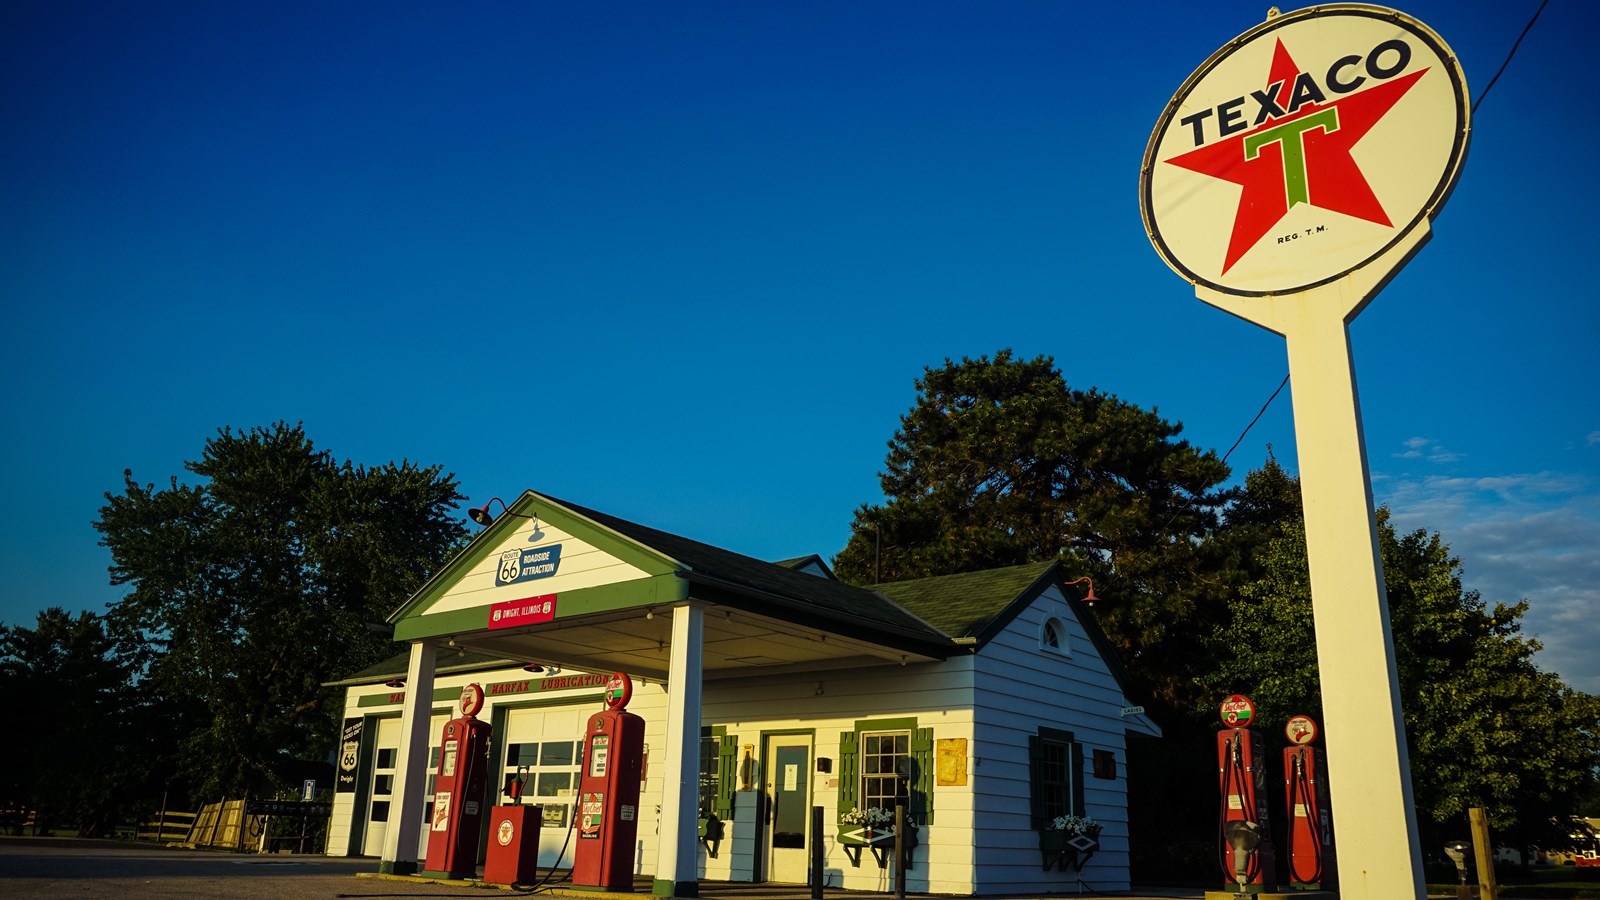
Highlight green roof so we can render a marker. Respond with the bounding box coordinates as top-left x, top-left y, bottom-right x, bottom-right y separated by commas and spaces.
875, 563, 1057, 642
877, 560, 1139, 702
547, 494, 953, 654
